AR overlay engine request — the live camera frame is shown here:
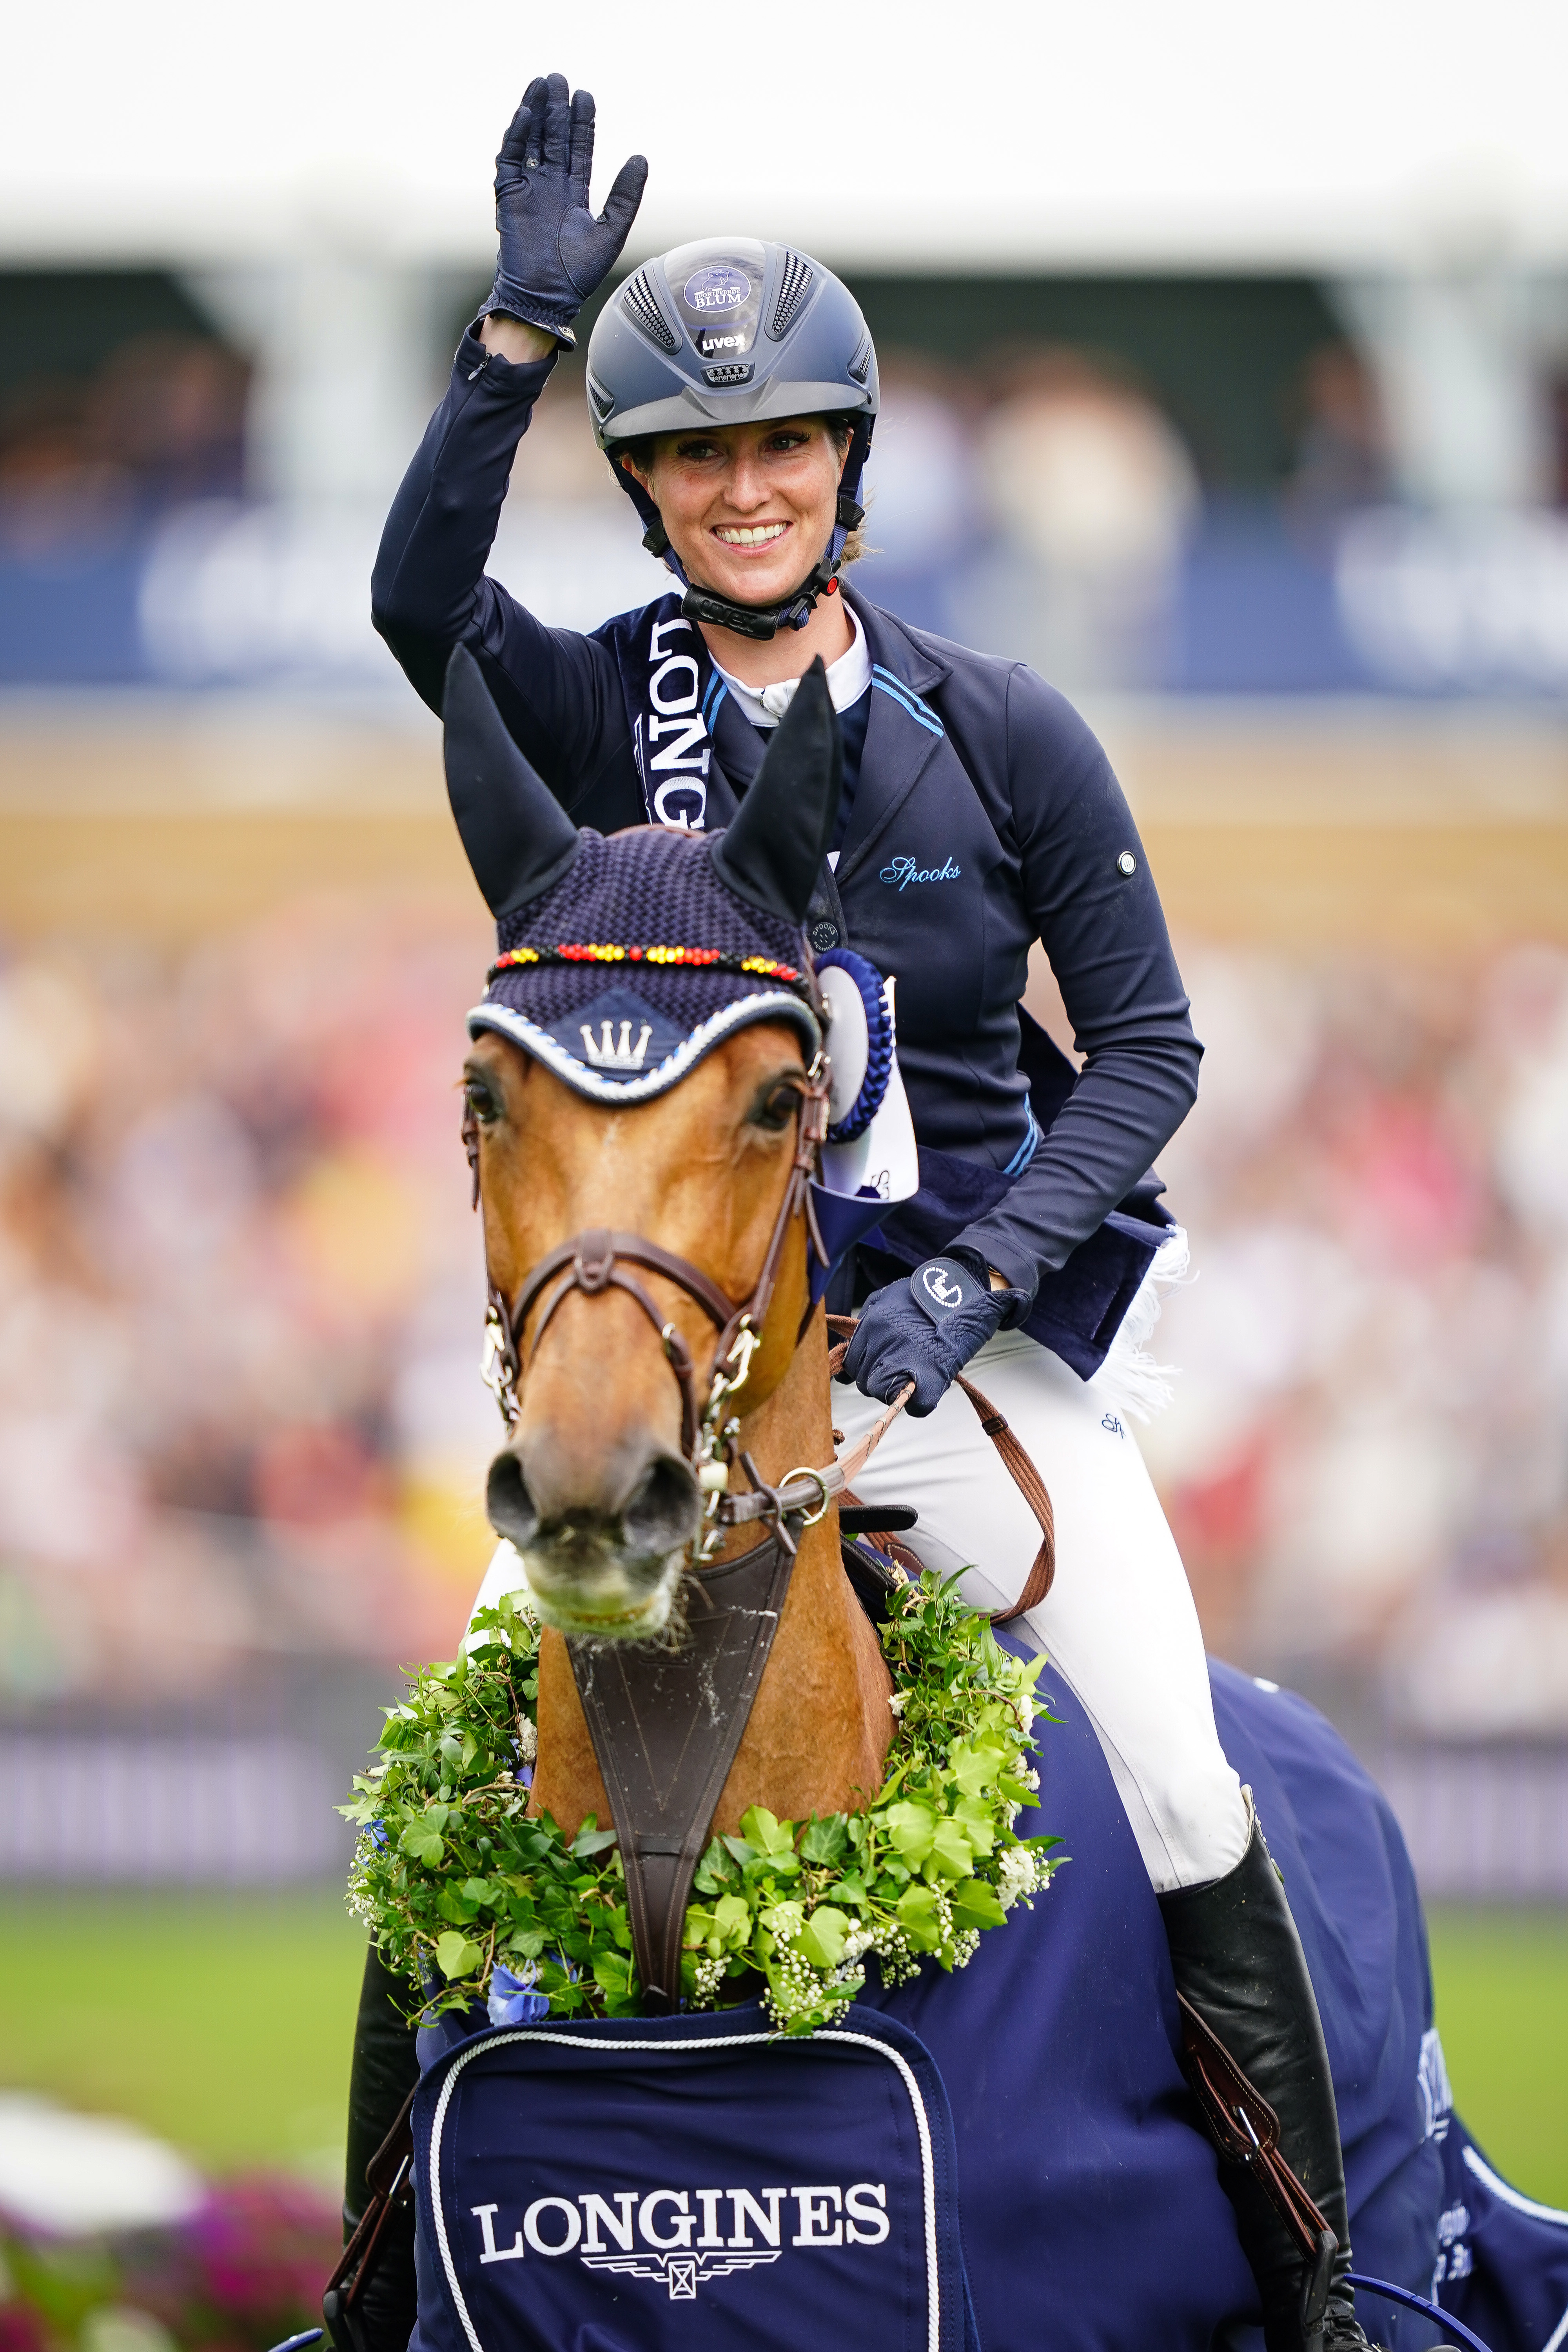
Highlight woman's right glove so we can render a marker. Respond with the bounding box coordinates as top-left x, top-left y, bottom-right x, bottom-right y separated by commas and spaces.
486, 73, 648, 348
